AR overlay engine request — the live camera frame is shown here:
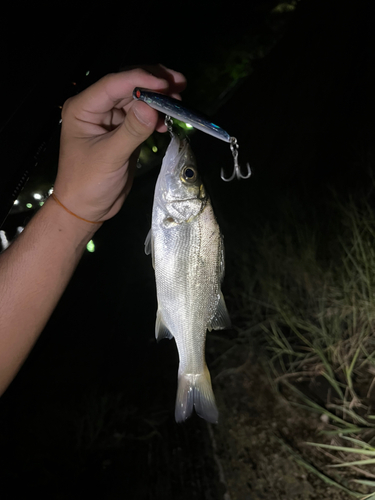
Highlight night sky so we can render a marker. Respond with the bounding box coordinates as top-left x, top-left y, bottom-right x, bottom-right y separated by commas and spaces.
1, 1, 375, 497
